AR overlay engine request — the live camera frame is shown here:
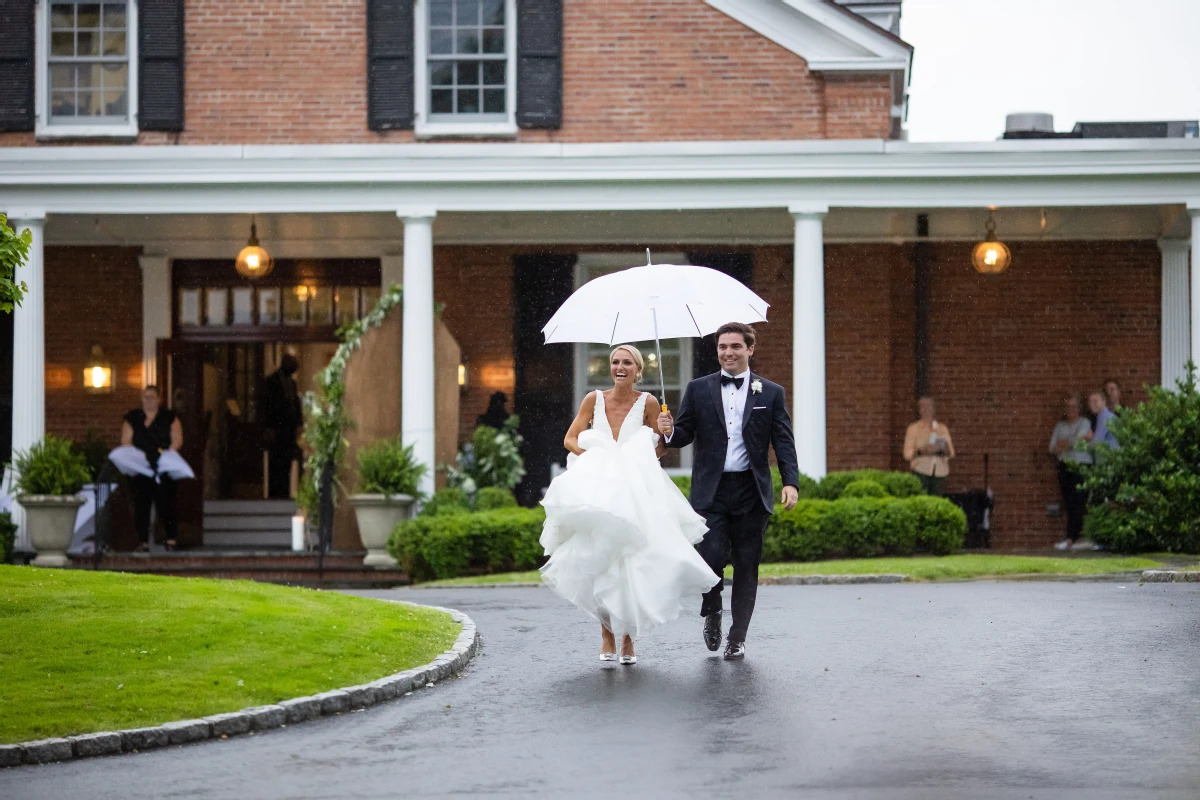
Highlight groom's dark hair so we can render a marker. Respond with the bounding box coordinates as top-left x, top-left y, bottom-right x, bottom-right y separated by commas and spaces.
716, 322, 756, 348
